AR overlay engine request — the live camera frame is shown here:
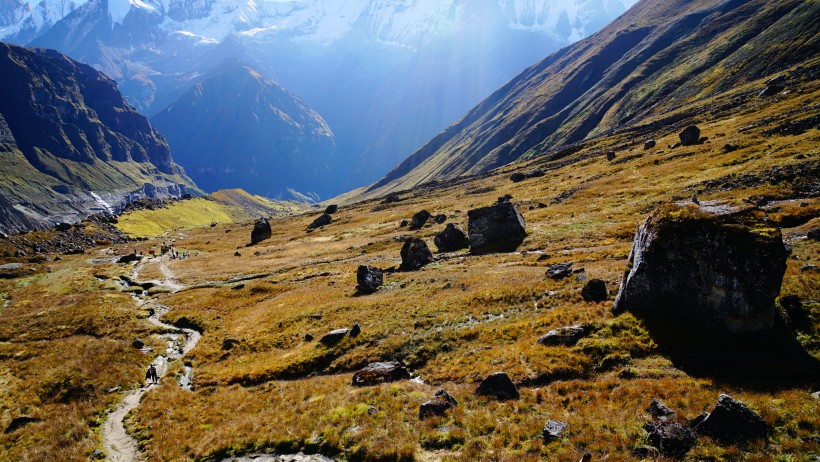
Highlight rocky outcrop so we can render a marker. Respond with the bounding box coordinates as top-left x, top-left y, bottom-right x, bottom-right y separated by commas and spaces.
613, 203, 788, 333
694, 394, 769, 443
399, 238, 433, 271
467, 202, 527, 254
476, 372, 519, 400
679, 126, 701, 146
352, 361, 410, 386
356, 265, 383, 294
250, 218, 271, 244
434, 223, 469, 252
647, 398, 676, 420
419, 389, 458, 419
